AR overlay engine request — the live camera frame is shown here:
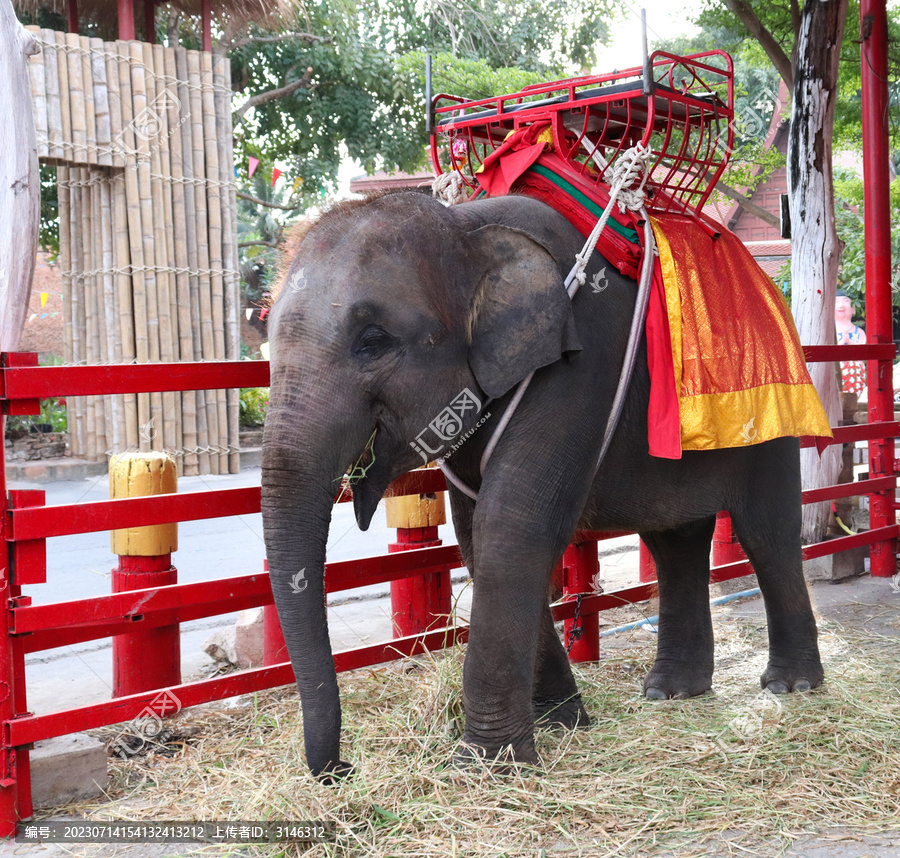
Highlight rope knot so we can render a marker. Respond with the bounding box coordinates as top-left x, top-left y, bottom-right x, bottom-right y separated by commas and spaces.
432, 171, 467, 206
